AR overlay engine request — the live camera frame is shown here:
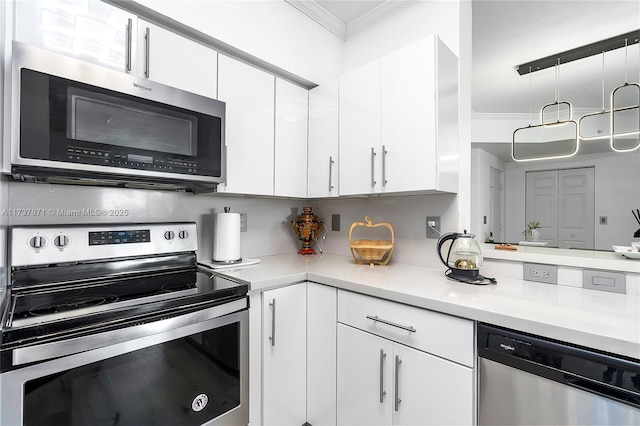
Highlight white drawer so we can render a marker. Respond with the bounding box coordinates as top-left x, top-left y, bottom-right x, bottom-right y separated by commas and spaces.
337, 289, 474, 367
